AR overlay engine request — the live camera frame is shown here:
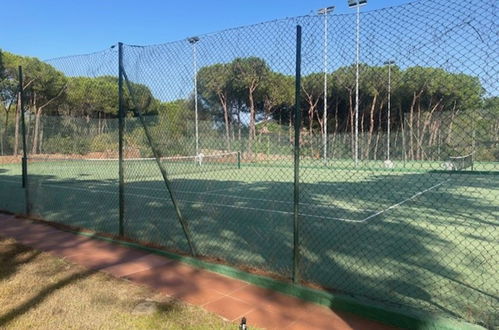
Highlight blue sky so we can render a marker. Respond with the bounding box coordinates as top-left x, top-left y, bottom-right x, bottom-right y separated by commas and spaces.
1, 0, 414, 60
